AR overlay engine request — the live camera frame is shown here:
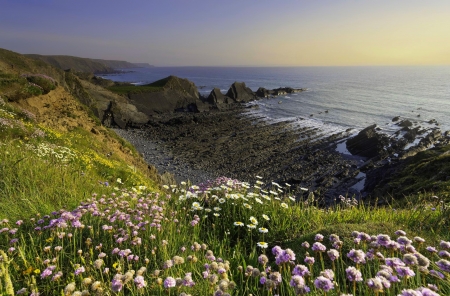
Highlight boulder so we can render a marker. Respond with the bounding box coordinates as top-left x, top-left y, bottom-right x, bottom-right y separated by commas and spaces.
346, 124, 390, 158
226, 82, 256, 102
256, 87, 273, 98
207, 88, 233, 105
